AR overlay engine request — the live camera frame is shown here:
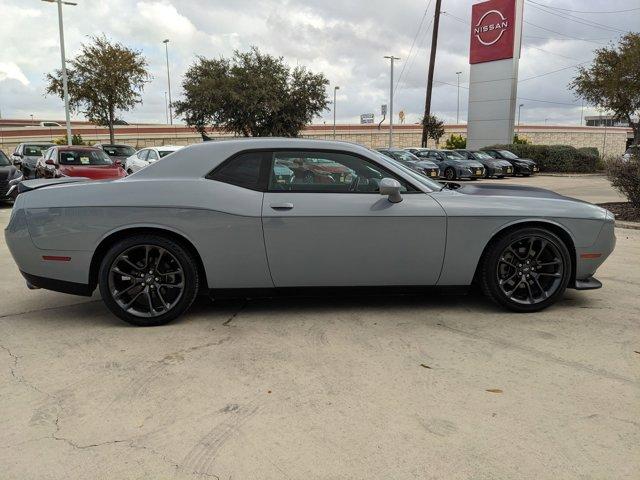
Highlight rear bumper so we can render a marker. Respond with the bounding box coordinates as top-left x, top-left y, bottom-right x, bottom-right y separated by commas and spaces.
21, 271, 93, 296
572, 276, 602, 290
